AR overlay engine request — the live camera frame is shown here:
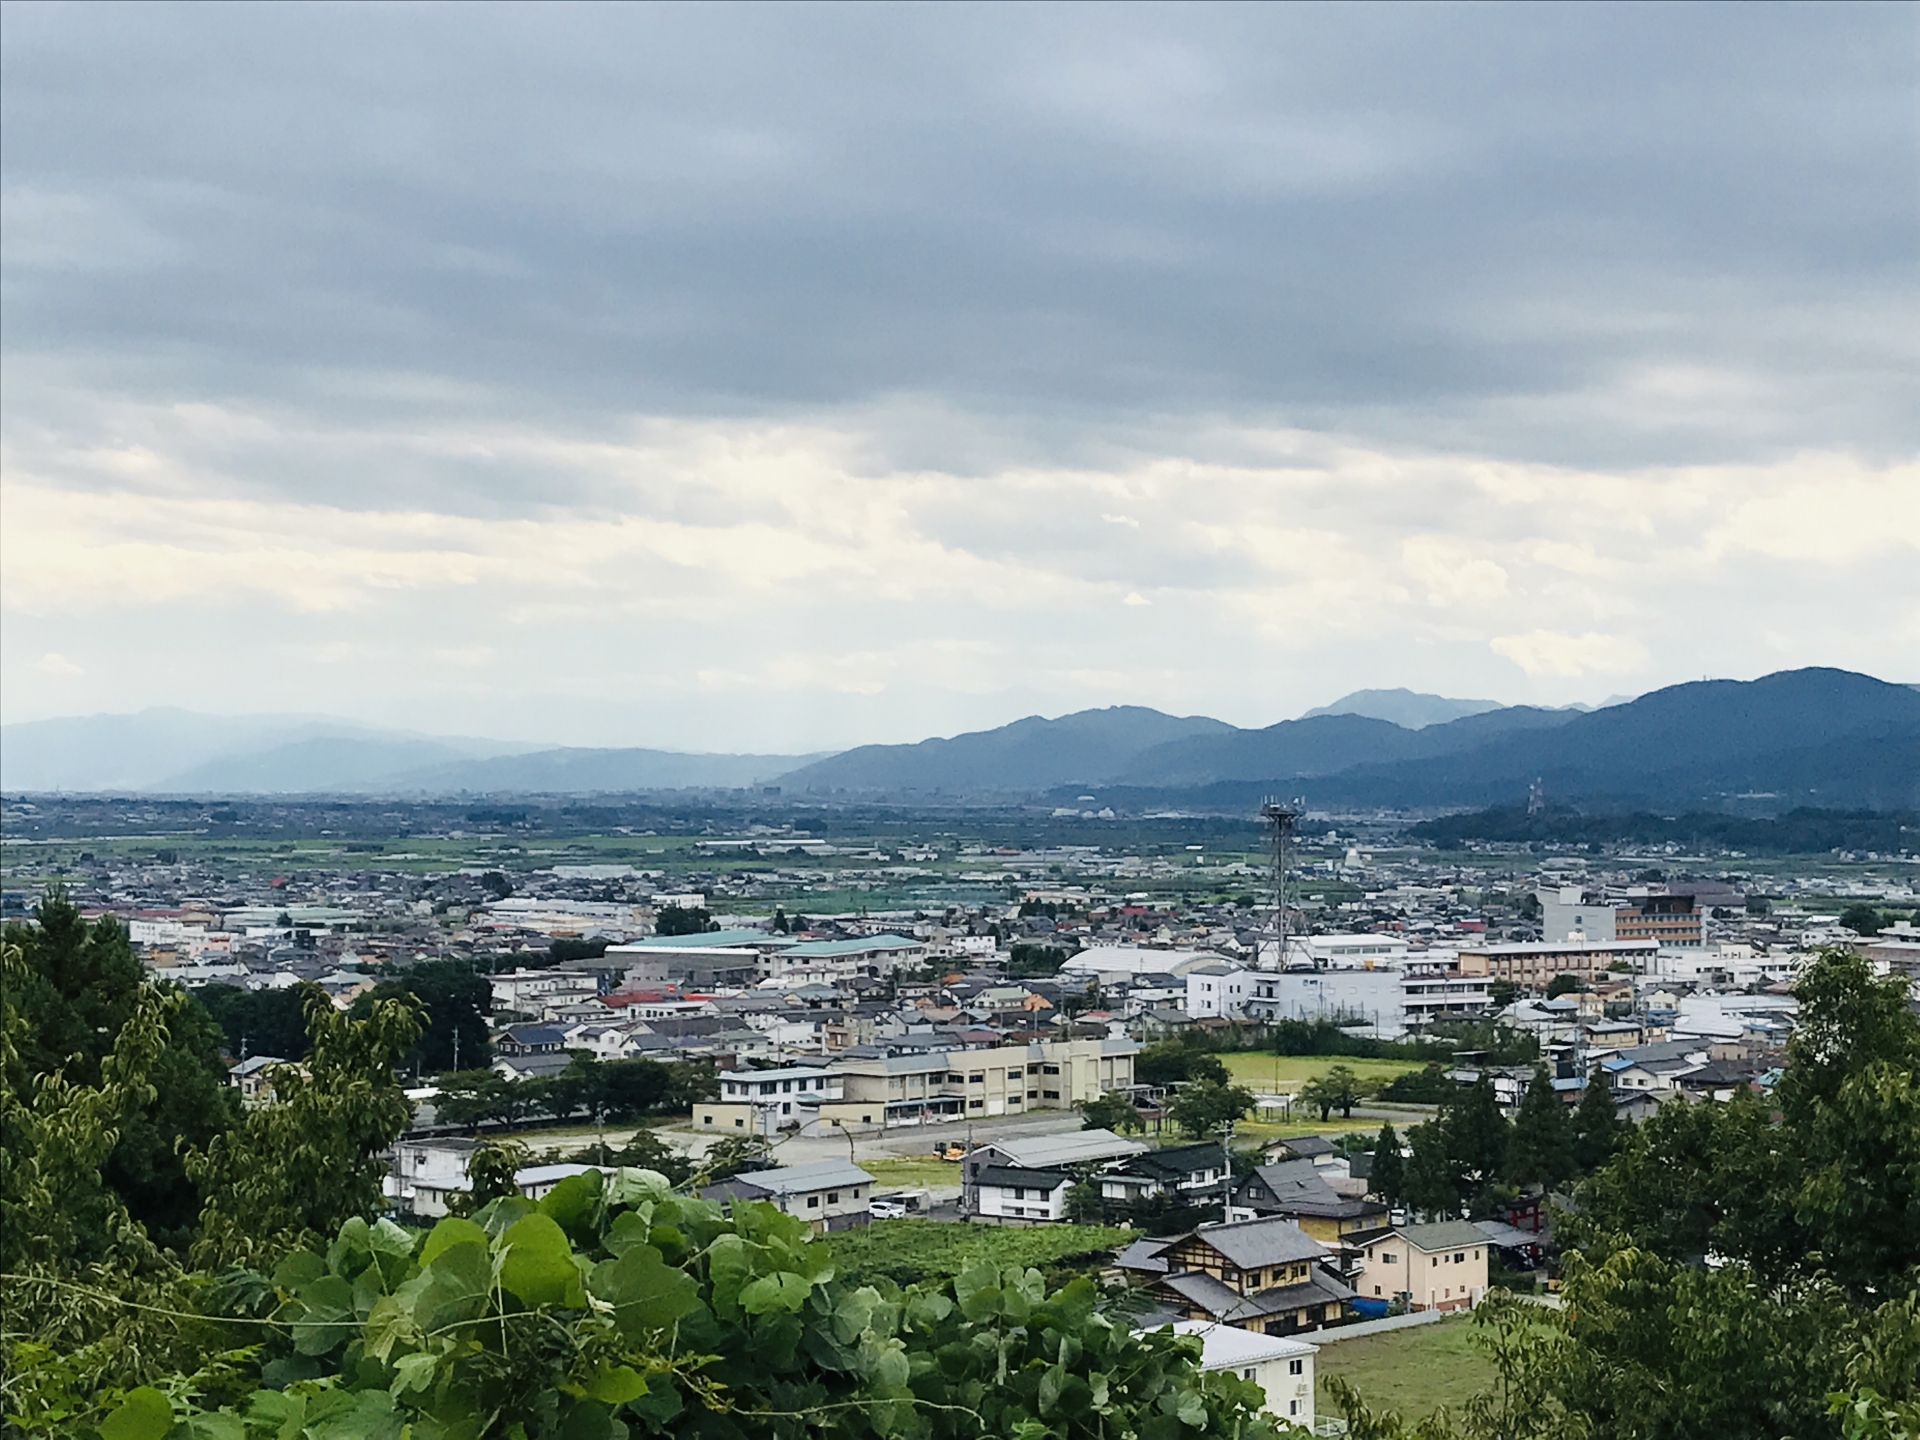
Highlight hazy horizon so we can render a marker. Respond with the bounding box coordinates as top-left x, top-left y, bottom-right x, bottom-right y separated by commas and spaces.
4, 4, 1914, 751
